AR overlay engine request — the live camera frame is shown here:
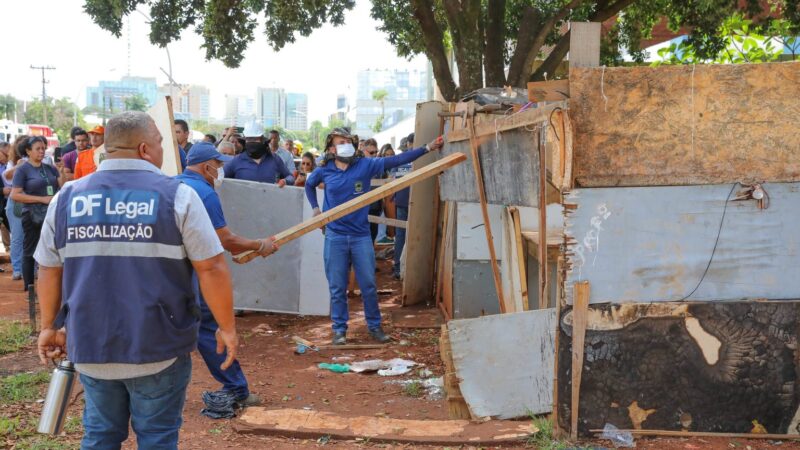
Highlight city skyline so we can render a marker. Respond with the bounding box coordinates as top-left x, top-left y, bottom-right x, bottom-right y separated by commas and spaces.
2, 0, 429, 125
